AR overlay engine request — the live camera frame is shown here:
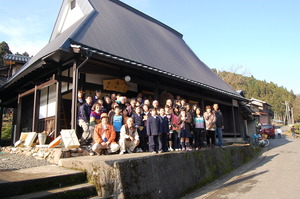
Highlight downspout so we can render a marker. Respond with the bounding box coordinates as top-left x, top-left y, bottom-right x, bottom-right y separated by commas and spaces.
71, 47, 92, 130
